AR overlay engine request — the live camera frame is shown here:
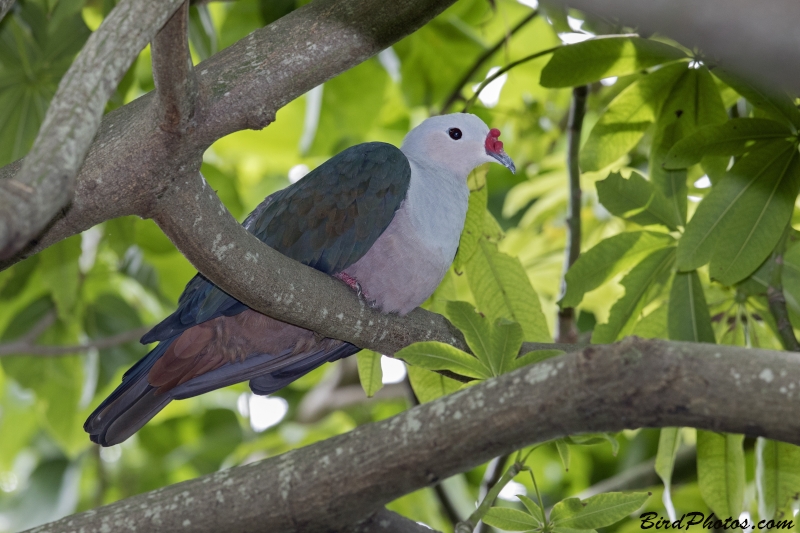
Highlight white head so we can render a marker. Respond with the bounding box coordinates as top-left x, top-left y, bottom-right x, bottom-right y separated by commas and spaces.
401, 113, 516, 177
